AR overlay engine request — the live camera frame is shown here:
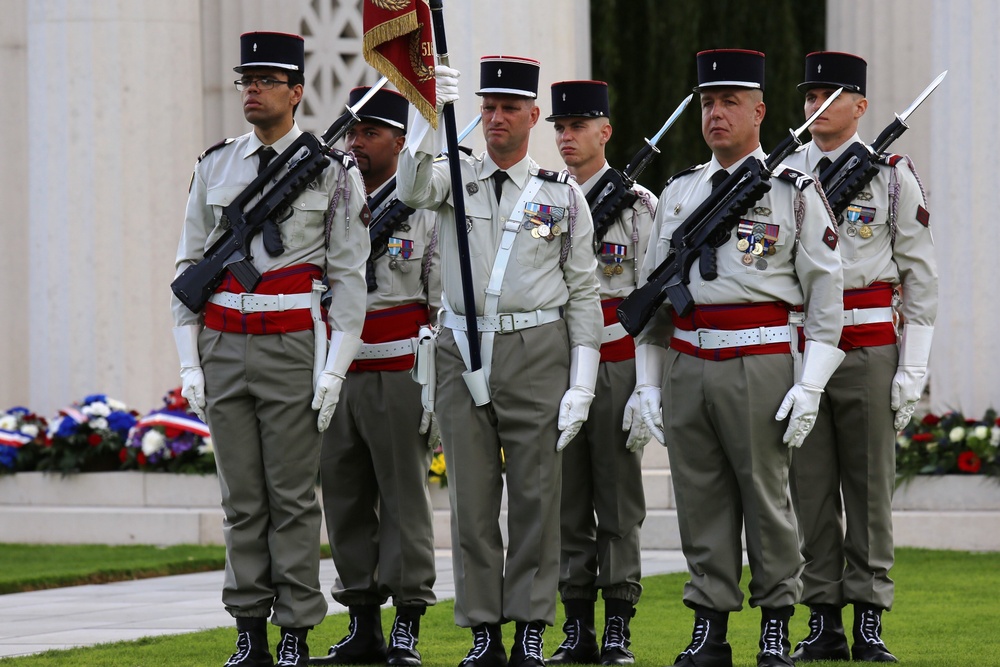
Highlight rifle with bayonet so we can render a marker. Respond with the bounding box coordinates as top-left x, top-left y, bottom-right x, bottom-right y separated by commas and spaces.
587, 94, 693, 250
171, 79, 389, 313
616, 88, 845, 336
368, 115, 482, 261
818, 71, 947, 219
